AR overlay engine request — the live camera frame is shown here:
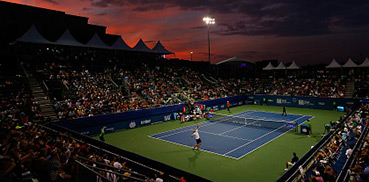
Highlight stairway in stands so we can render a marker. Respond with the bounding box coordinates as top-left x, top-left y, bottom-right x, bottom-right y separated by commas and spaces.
344, 79, 355, 98
28, 76, 59, 122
